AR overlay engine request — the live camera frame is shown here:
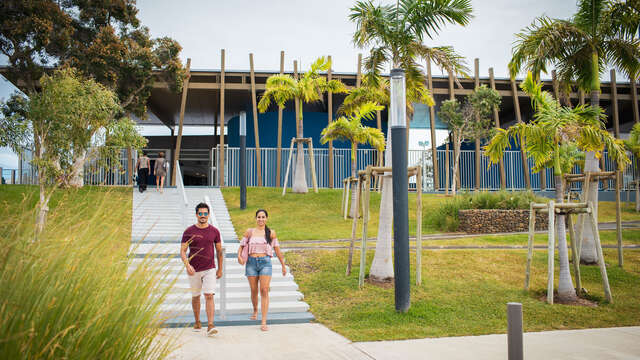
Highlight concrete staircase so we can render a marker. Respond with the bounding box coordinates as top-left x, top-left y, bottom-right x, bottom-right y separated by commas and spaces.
130, 187, 313, 327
